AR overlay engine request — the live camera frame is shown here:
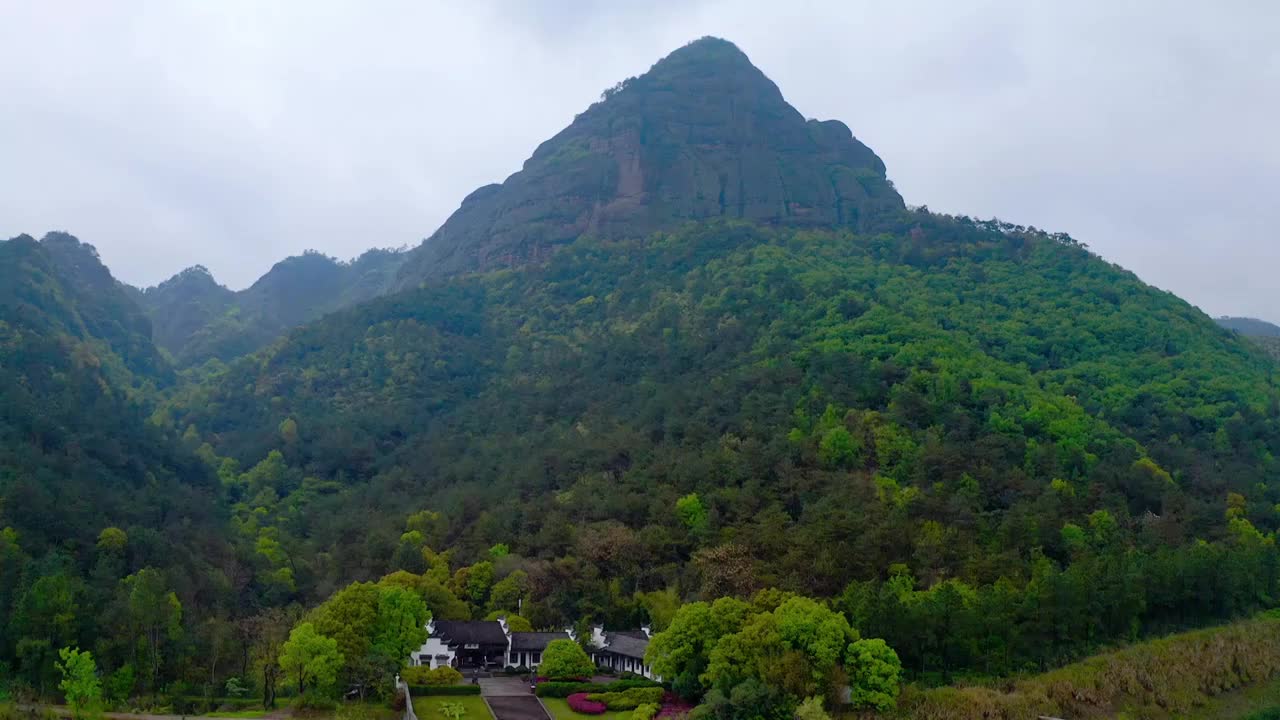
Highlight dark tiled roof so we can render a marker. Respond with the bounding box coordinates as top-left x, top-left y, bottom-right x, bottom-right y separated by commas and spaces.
601, 632, 649, 659
432, 620, 508, 647
510, 631, 570, 651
